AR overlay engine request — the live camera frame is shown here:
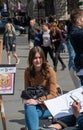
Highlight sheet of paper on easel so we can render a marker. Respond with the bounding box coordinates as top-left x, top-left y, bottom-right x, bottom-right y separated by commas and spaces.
44, 87, 83, 119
